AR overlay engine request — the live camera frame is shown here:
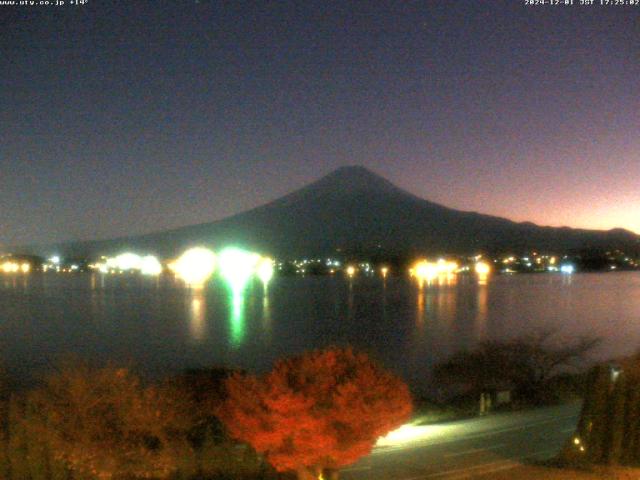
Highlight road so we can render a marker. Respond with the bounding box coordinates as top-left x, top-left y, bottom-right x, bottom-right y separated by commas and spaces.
341, 403, 581, 480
